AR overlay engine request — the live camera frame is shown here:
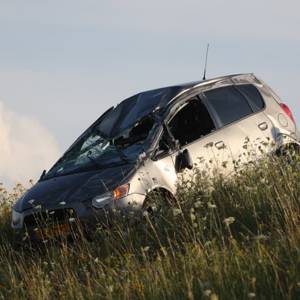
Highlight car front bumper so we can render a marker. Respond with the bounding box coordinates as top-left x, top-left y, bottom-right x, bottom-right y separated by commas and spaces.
11, 193, 146, 241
